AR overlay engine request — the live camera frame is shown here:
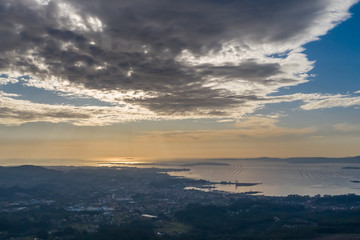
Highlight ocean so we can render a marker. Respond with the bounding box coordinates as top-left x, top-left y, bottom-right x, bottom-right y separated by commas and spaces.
163, 159, 360, 196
